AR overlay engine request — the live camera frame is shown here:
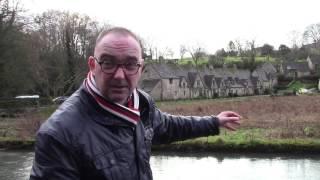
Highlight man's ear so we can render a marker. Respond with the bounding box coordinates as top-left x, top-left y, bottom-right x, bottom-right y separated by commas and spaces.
88, 56, 96, 72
